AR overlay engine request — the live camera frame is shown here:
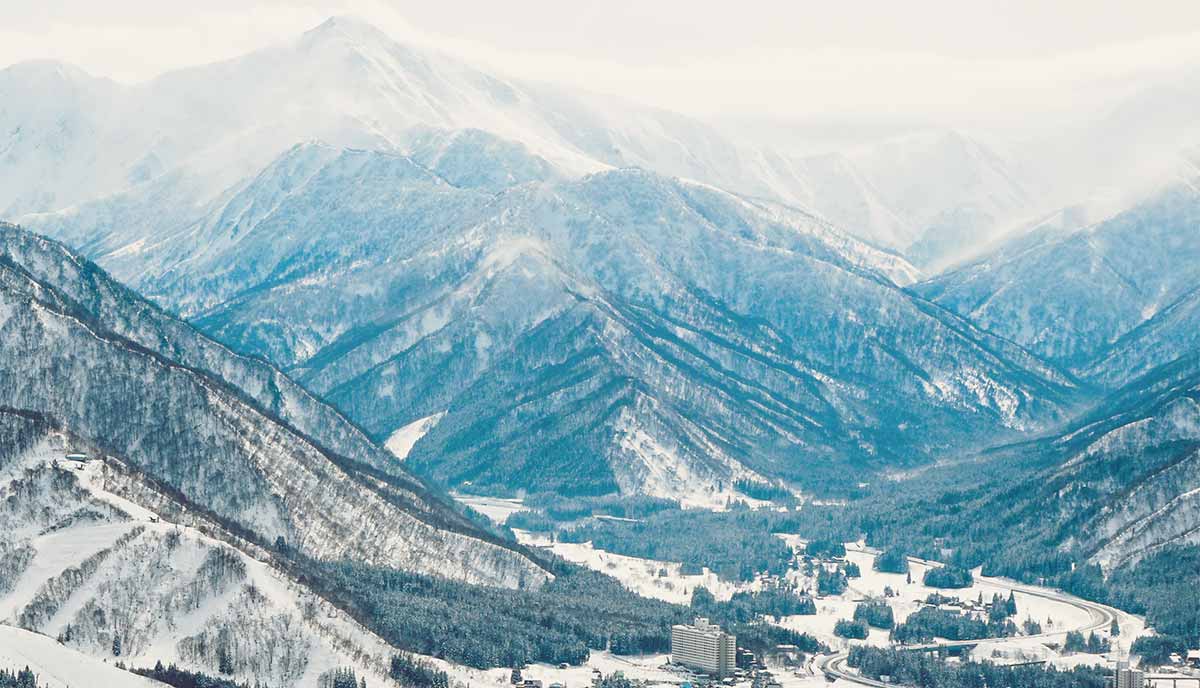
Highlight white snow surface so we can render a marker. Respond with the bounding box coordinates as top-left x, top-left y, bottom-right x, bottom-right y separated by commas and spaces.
0, 439, 509, 688
0, 626, 165, 688
384, 411, 445, 460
